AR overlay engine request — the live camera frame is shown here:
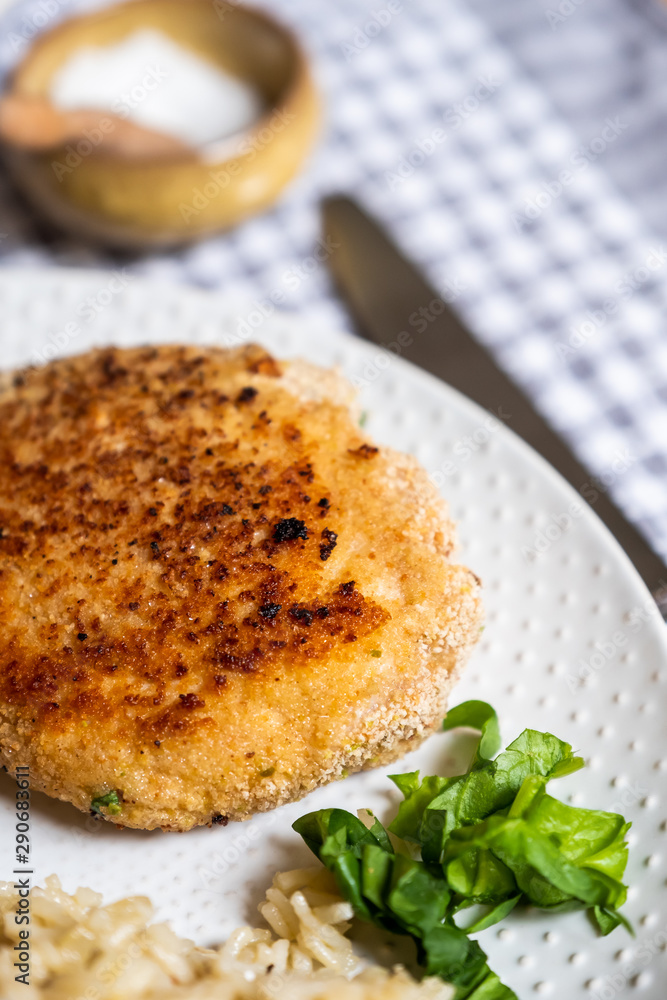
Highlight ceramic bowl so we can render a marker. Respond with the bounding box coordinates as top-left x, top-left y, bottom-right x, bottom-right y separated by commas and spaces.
3, 0, 320, 248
